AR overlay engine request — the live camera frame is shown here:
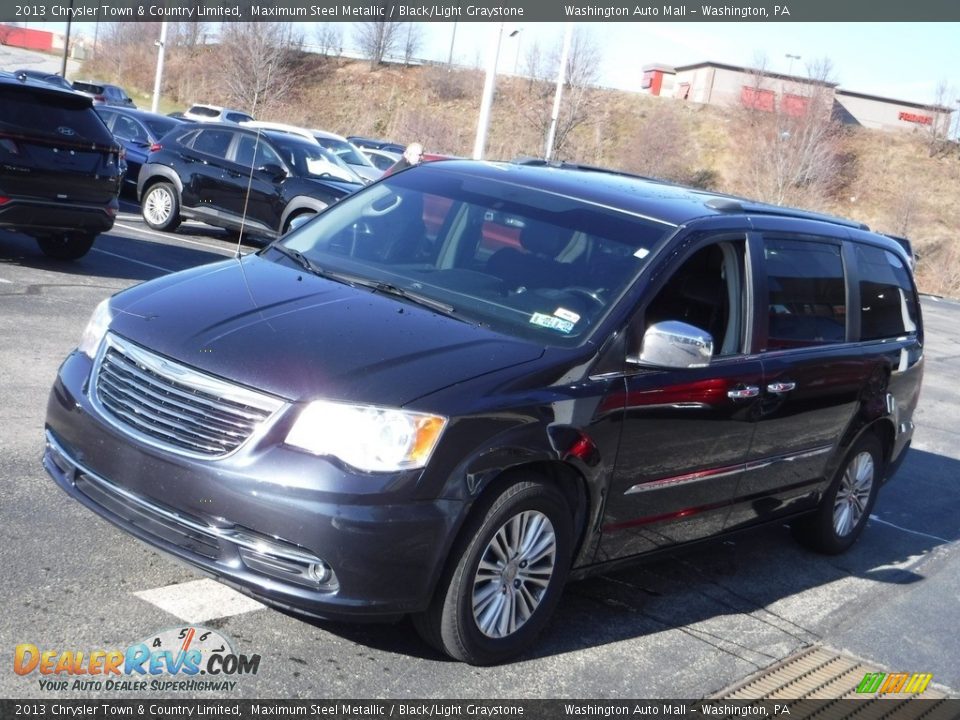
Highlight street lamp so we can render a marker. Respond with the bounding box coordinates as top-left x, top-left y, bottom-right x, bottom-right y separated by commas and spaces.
150, 22, 168, 113
785, 53, 801, 77
472, 24, 520, 159
544, 23, 574, 161
512, 28, 523, 75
